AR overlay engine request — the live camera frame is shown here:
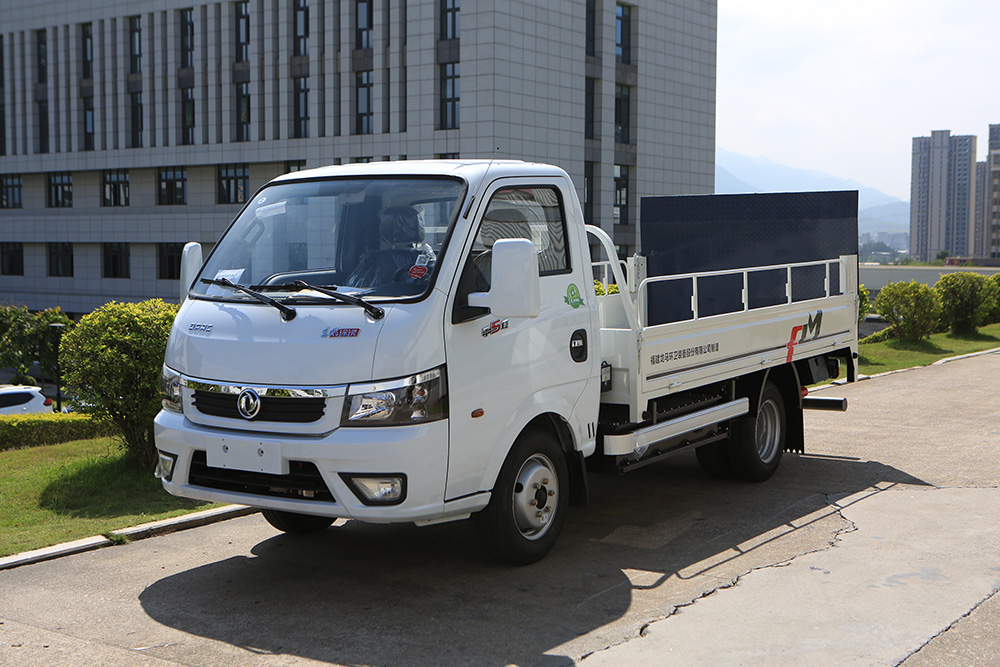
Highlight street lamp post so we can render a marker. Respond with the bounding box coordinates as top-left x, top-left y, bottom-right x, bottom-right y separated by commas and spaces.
49, 323, 66, 413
